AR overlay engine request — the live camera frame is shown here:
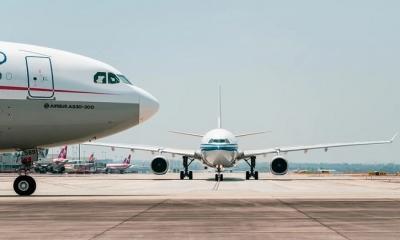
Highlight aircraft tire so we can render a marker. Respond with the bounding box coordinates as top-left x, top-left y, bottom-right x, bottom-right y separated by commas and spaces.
254, 171, 259, 180
246, 171, 250, 180
188, 171, 193, 180
215, 174, 218, 181
180, 171, 185, 180
13, 175, 36, 196
220, 174, 223, 181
